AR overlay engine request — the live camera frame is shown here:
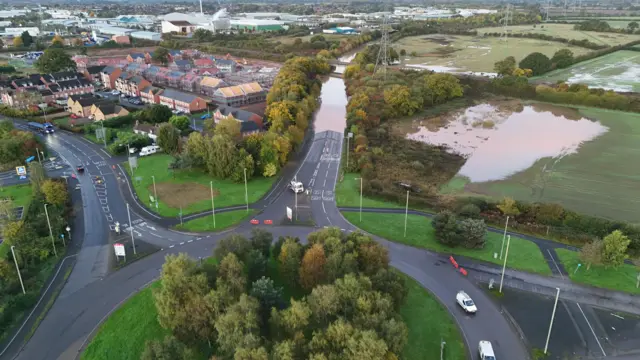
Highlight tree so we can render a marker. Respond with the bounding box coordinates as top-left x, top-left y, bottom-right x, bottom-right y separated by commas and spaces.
358, 242, 388, 276
250, 276, 283, 329
193, 28, 213, 42
250, 228, 272, 258
399, 49, 406, 56
157, 123, 180, 156
13, 37, 23, 47
184, 131, 207, 167
494, 56, 516, 76
422, 73, 463, 105
72, 38, 83, 47
153, 47, 170, 66
235, 347, 269, 360
52, 35, 64, 47
383, 85, 420, 117
141, 336, 193, 360
206, 134, 238, 179
21, 31, 33, 47
432, 211, 461, 247
602, 230, 630, 268
371, 269, 407, 310
216, 117, 241, 139
143, 104, 173, 124
41, 179, 67, 206
497, 197, 520, 217
169, 115, 190, 131
299, 244, 327, 290
217, 253, 247, 300
628, 21, 639, 33
457, 218, 487, 249
519, 52, 552, 76
551, 49, 574, 69
34, 48, 76, 73
245, 249, 267, 283
580, 240, 603, 270
214, 294, 262, 356
278, 238, 303, 287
